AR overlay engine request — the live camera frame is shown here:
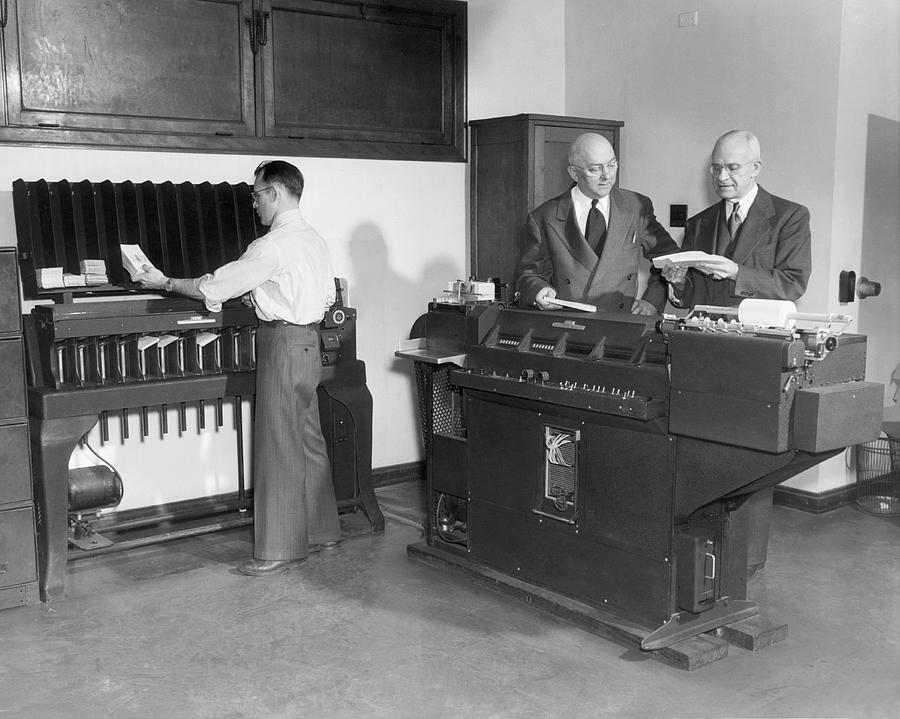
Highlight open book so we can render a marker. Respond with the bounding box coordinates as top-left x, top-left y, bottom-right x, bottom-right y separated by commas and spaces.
652, 251, 732, 269
120, 244, 157, 279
